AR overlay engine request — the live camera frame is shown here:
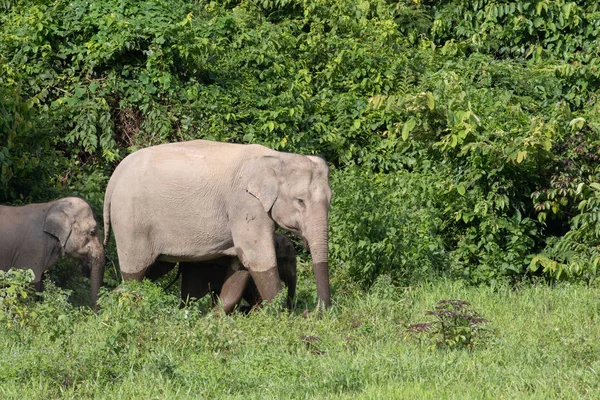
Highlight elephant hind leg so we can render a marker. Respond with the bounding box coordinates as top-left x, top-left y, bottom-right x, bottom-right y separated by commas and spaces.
179, 262, 222, 307
117, 248, 158, 282
114, 230, 158, 282
121, 270, 146, 281
145, 260, 176, 281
